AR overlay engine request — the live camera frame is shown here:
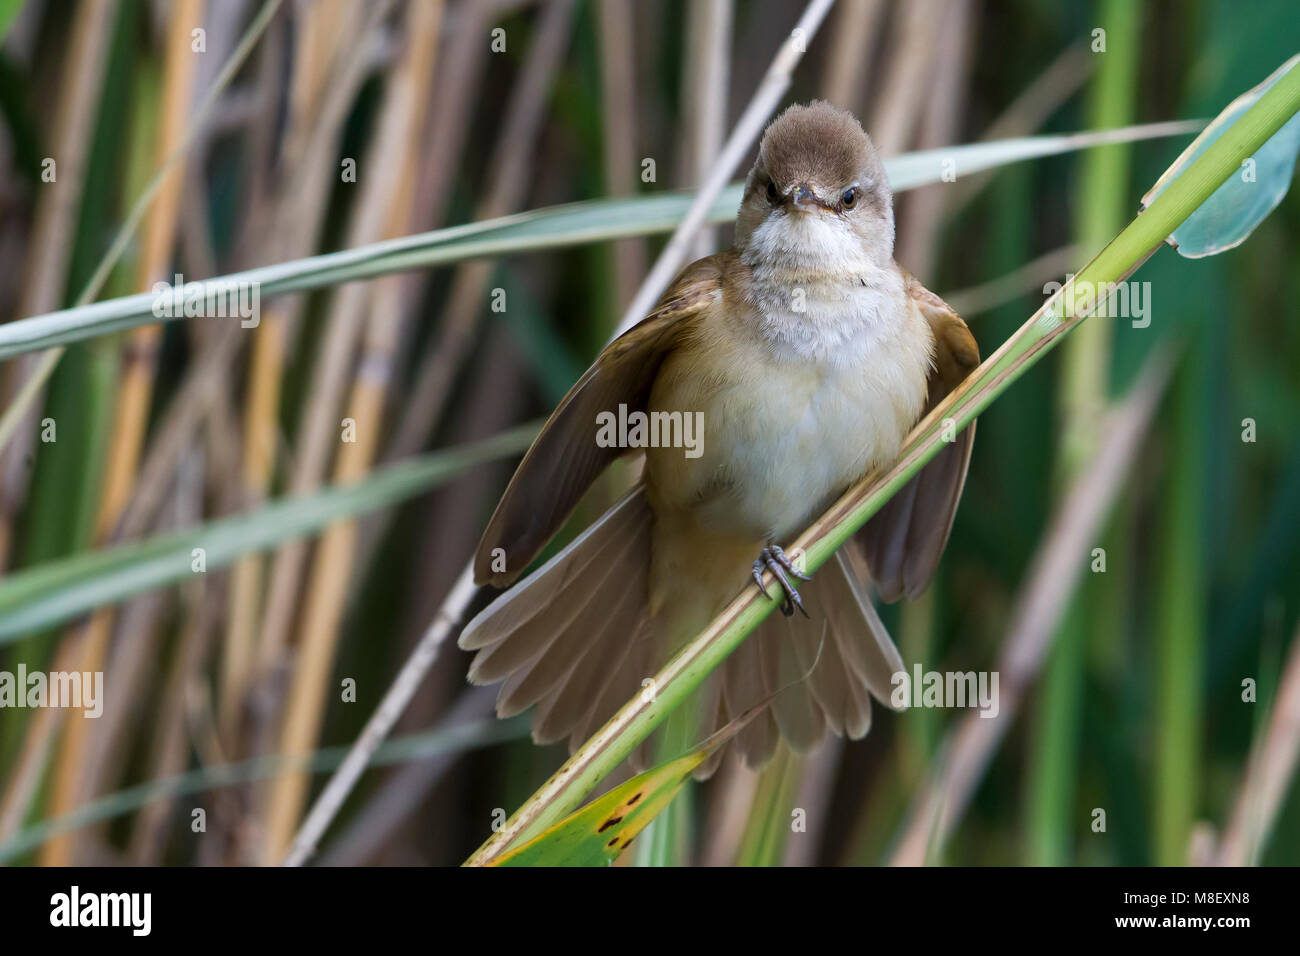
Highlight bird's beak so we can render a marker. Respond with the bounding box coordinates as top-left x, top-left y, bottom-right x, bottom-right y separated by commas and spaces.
789, 183, 824, 212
